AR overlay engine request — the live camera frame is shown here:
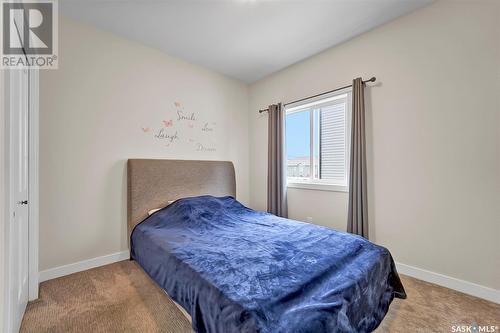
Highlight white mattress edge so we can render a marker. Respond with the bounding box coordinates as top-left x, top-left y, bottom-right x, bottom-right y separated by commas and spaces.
163, 289, 193, 323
